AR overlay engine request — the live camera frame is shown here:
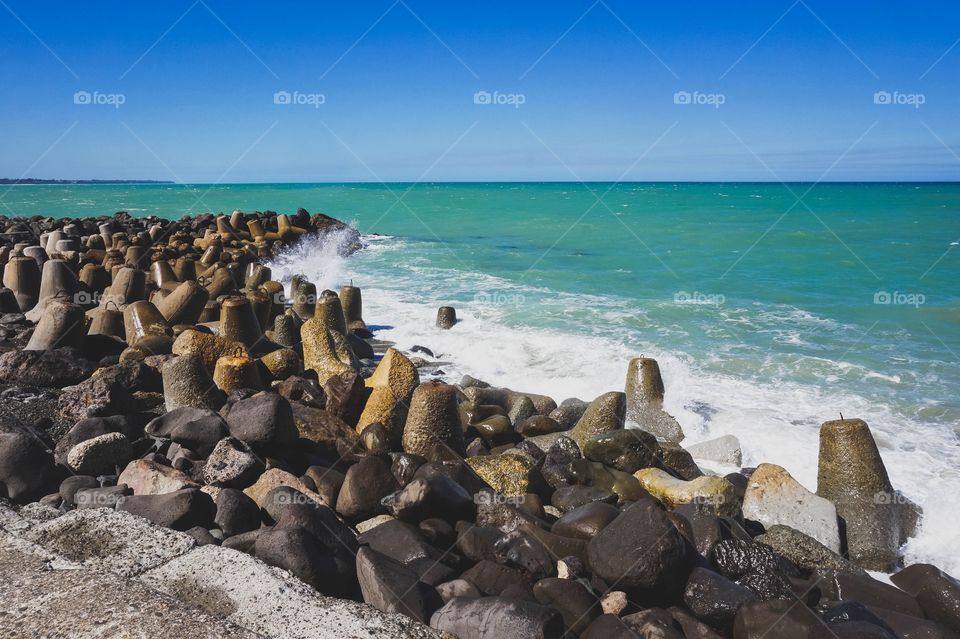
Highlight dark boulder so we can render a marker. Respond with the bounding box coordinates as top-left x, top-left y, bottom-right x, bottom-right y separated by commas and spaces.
117, 488, 215, 531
